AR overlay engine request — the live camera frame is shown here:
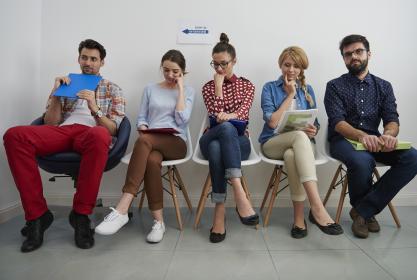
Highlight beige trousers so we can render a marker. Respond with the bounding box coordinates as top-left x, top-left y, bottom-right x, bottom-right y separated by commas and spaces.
261, 131, 317, 201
